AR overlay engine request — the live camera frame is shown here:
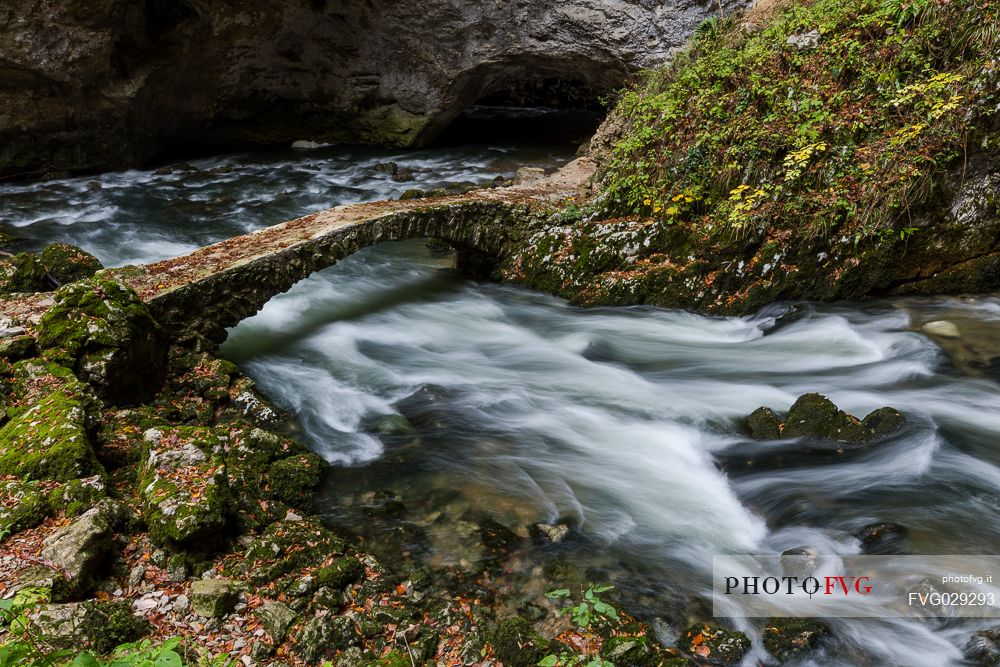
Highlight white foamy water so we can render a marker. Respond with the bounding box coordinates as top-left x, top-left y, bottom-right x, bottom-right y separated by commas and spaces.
5, 125, 1000, 665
